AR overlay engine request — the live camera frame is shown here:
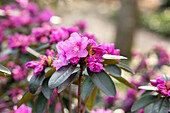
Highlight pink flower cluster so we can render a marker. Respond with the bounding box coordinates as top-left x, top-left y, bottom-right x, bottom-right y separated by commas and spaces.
11, 104, 32, 113
150, 77, 170, 97
0, 3, 55, 29
12, 65, 26, 81
8, 33, 35, 53
32, 24, 79, 44
9, 88, 24, 103
90, 109, 112, 113
26, 50, 55, 75
53, 32, 120, 72
87, 42, 120, 72
53, 32, 89, 70
153, 46, 169, 65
